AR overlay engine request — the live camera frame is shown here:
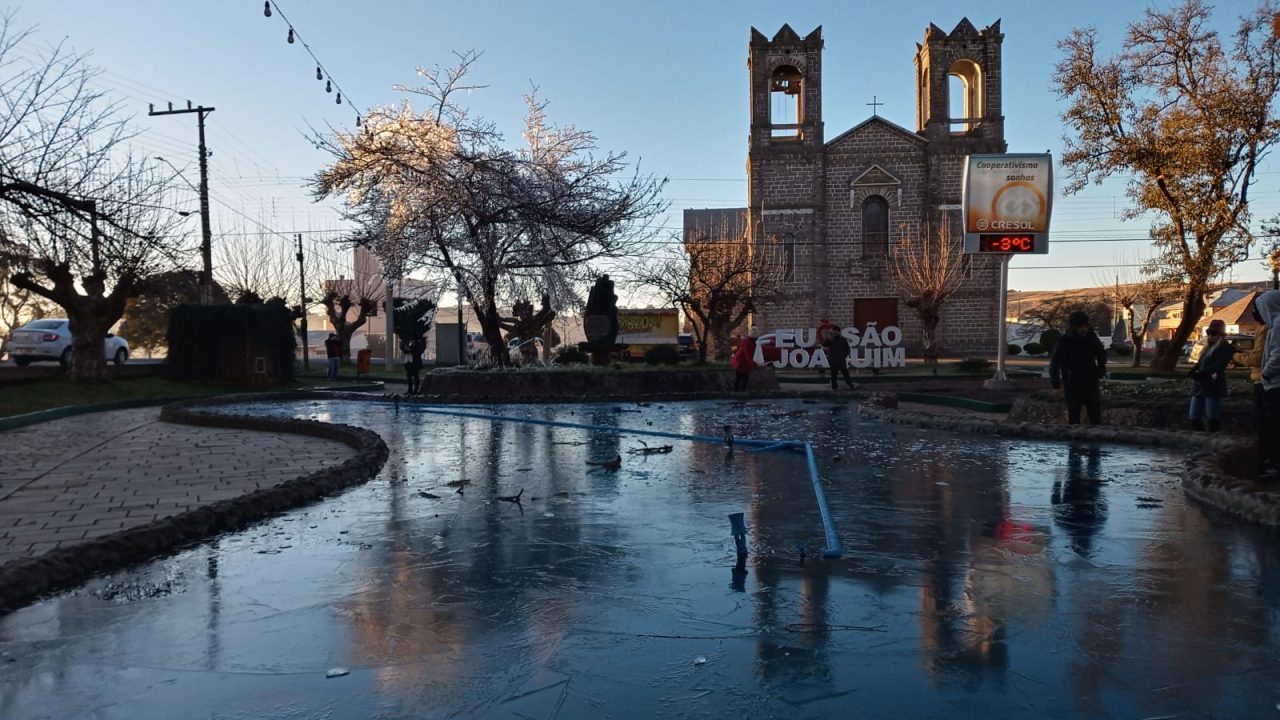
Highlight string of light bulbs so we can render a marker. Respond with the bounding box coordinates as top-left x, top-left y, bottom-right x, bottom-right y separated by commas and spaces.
262, 1, 363, 127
